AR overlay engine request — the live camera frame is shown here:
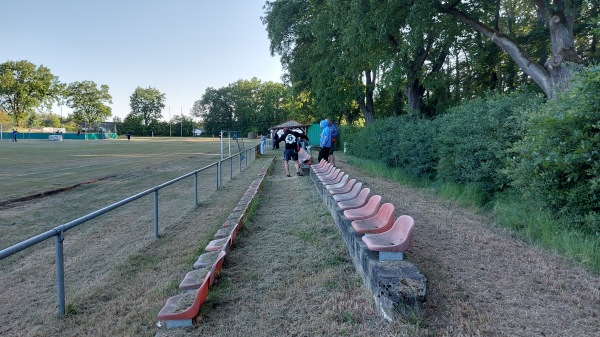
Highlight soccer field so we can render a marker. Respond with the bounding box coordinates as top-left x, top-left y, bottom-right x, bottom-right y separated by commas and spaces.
0, 137, 258, 249
0, 136, 269, 336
